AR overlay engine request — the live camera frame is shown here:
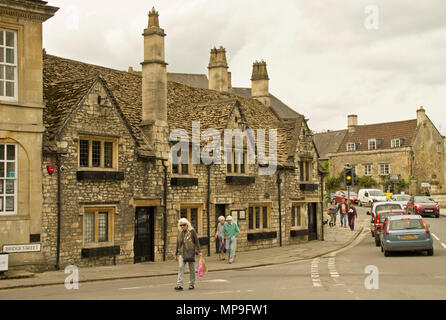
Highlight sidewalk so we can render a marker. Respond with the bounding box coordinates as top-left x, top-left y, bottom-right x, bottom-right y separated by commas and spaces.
0, 213, 368, 291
